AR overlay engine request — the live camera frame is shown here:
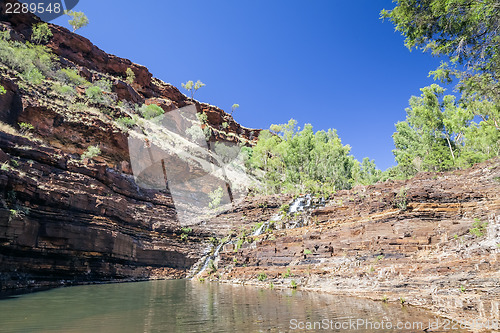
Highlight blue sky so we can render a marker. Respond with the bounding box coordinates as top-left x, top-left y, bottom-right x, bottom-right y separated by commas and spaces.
51, 1, 446, 171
